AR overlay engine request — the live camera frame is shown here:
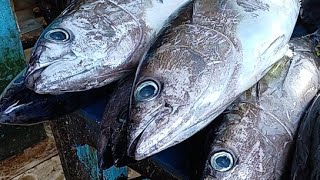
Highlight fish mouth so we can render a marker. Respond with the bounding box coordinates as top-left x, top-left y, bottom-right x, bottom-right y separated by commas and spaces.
129, 103, 229, 160
128, 112, 184, 160
26, 65, 133, 94
128, 118, 179, 160
25, 66, 47, 91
